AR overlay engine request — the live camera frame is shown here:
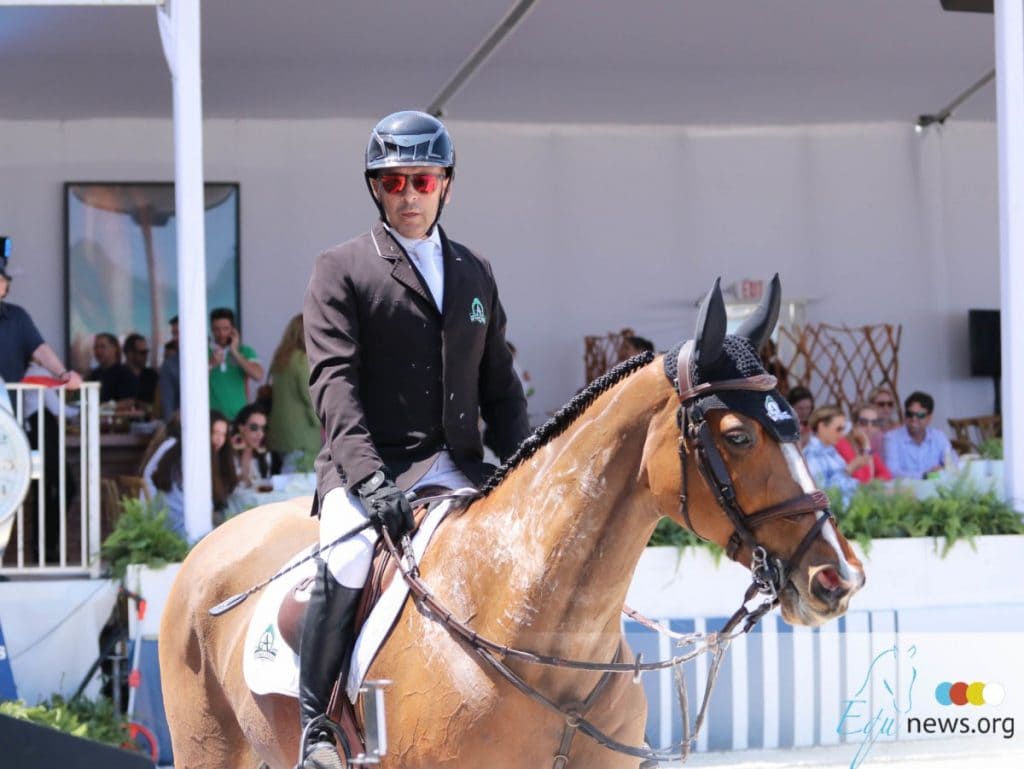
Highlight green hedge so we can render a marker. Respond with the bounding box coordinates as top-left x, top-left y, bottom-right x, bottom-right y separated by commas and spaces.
0, 695, 133, 749
648, 474, 1024, 558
